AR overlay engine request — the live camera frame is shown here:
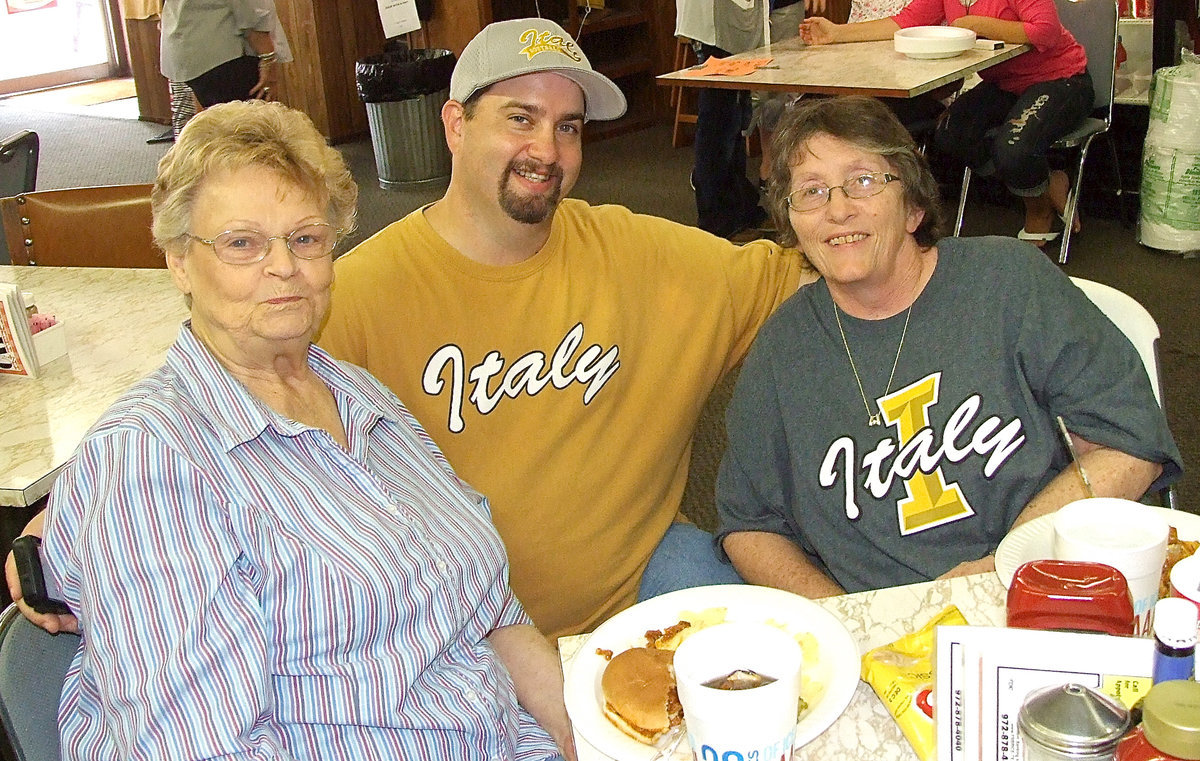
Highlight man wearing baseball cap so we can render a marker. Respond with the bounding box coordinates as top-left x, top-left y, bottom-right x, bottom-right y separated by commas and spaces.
320, 18, 815, 638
